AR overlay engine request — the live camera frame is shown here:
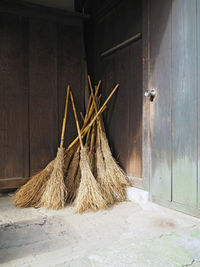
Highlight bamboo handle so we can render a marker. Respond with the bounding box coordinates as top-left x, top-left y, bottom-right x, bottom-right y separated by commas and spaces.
60, 85, 70, 148
85, 80, 101, 120
82, 86, 99, 129
88, 75, 98, 114
88, 76, 104, 133
66, 84, 118, 151
70, 91, 83, 149
90, 123, 95, 154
